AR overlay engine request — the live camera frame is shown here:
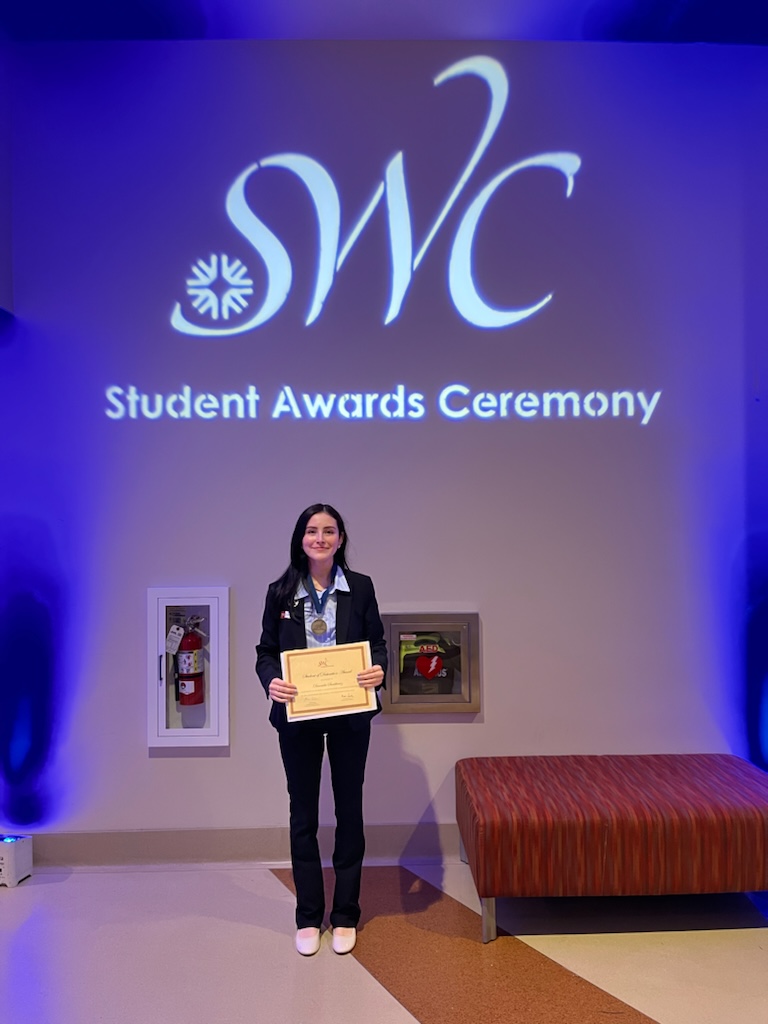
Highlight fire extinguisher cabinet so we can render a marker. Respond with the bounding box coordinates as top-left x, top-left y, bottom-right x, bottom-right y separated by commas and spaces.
147, 587, 230, 747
